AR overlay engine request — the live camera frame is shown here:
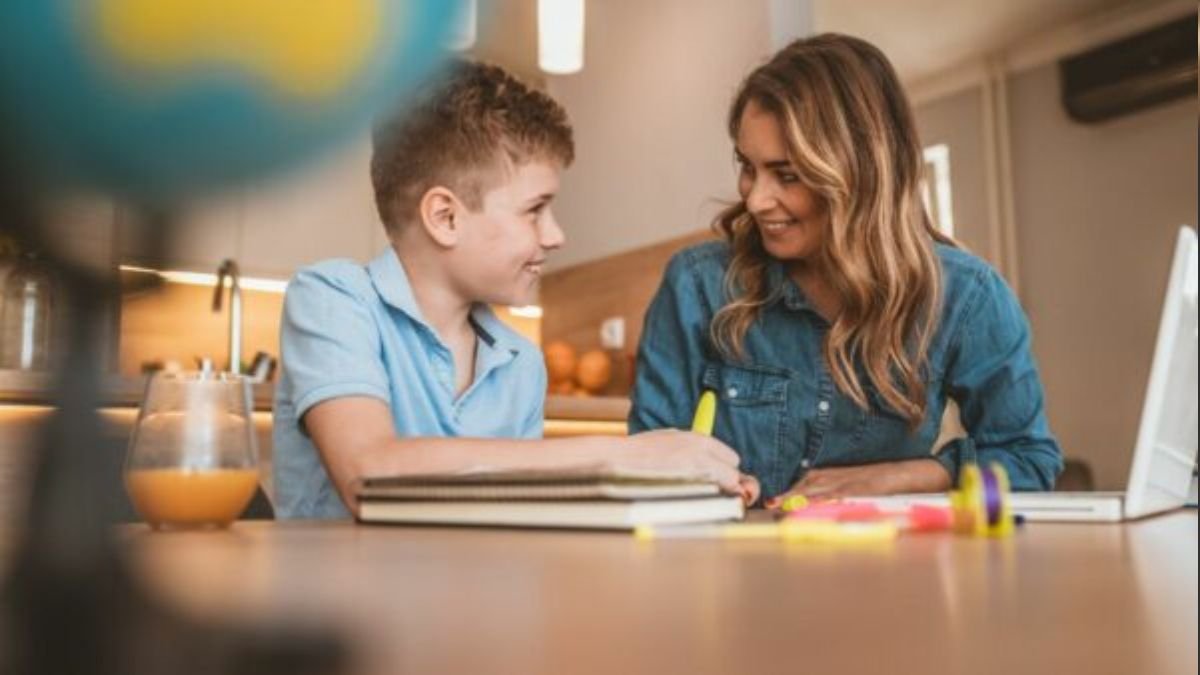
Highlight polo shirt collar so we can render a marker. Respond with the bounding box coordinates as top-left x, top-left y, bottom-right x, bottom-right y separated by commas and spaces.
367, 247, 517, 359
368, 246, 425, 322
